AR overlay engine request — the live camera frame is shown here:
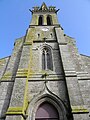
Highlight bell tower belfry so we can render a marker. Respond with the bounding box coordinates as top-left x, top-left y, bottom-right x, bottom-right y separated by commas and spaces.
0, 2, 90, 120
30, 2, 59, 26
